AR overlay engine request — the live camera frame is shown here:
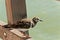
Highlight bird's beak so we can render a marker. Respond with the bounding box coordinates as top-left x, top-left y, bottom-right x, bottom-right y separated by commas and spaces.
39, 19, 43, 22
